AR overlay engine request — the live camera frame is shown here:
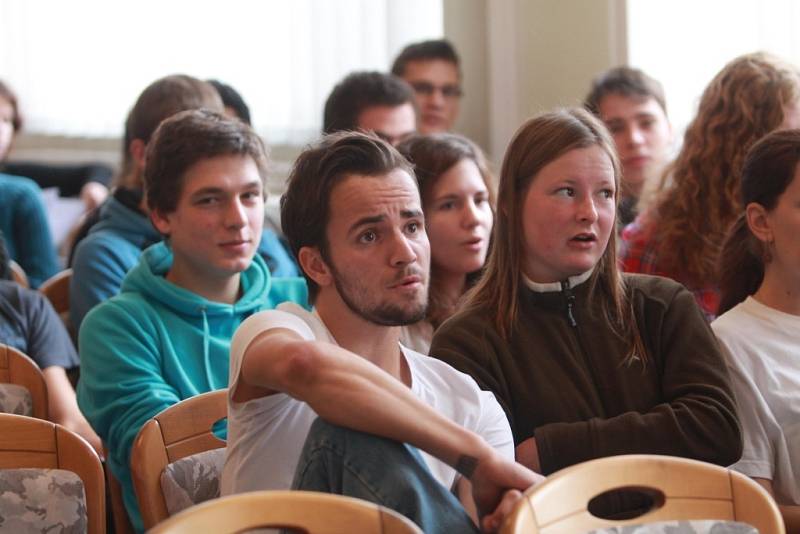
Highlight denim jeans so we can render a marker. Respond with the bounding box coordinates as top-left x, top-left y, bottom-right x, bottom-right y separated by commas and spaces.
292, 418, 480, 534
